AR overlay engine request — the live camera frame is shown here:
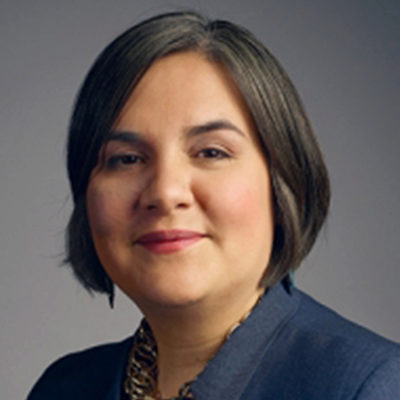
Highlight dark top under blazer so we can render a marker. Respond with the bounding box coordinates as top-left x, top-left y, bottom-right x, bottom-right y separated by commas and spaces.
27, 279, 400, 399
